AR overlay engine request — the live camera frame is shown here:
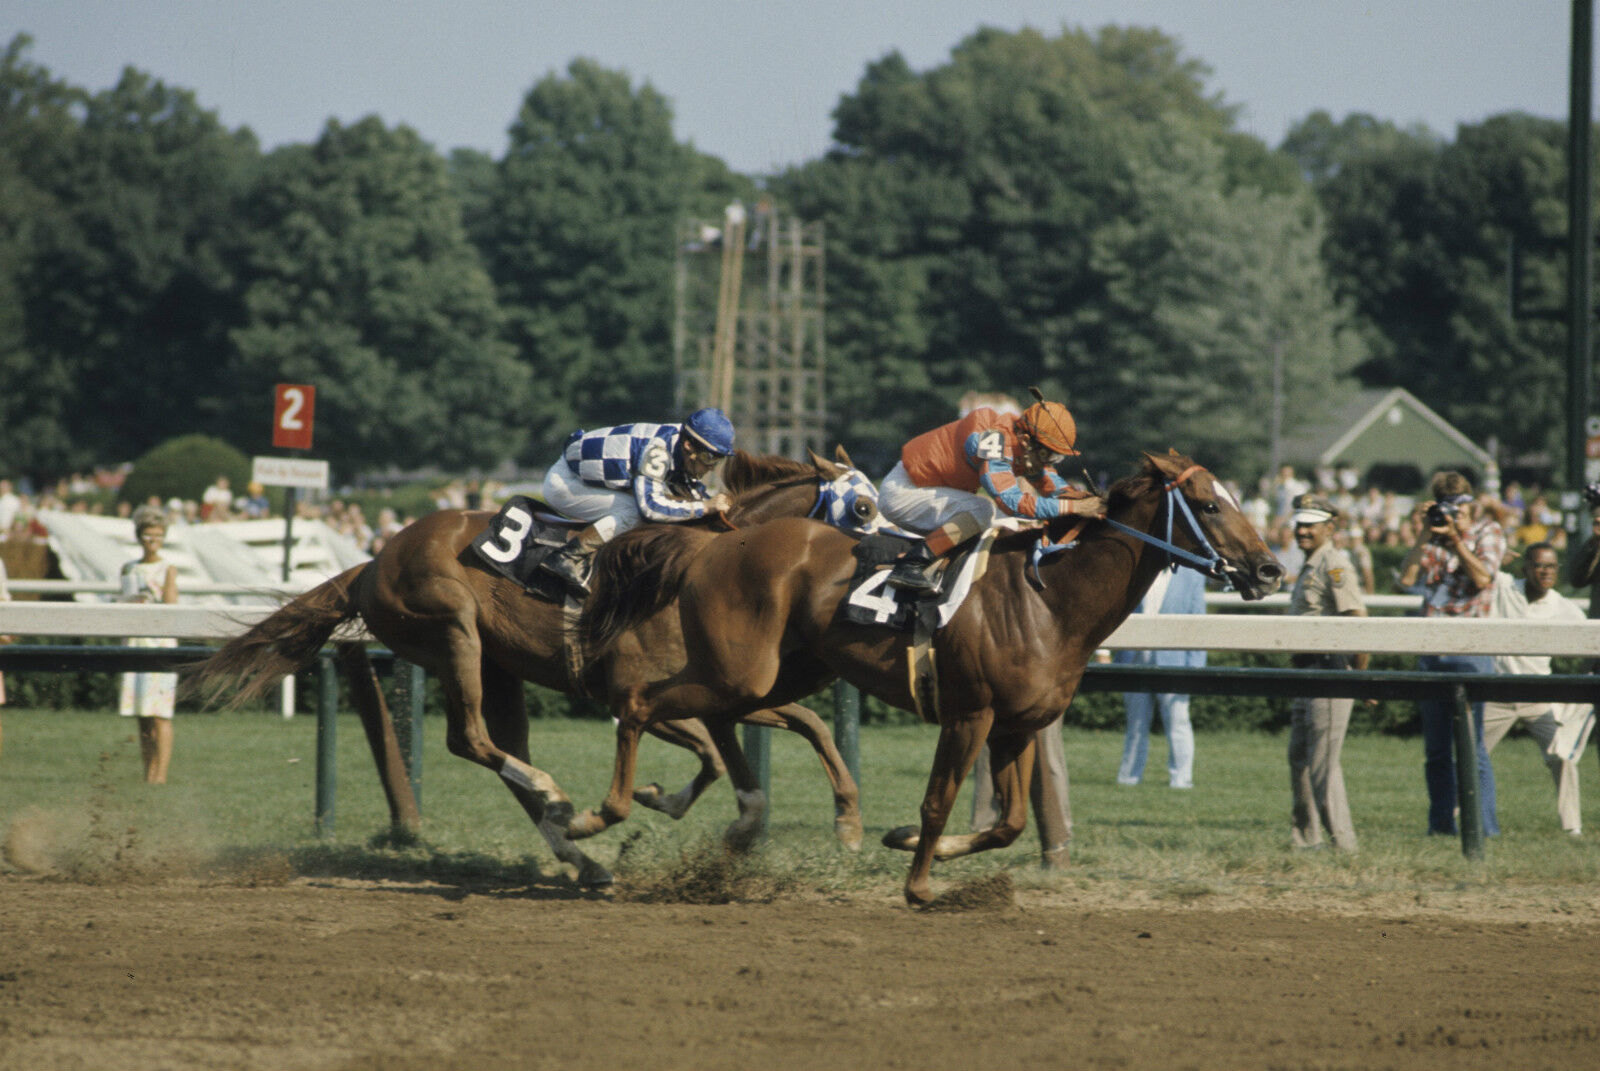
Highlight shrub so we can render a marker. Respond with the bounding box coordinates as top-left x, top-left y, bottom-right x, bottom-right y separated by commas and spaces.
121, 435, 251, 508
